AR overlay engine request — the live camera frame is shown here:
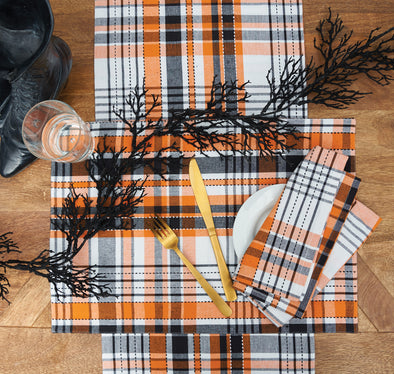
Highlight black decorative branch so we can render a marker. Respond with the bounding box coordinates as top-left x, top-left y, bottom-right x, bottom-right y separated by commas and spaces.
0, 144, 148, 301
114, 79, 301, 162
0, 232, 20, 302
113, 86, 184, 177
47, 143, 147, 298
263, 8, 394, 113
0, 228, 113, 300
0, 232, 19, 255
166, 78, 301, 159
3, 249, 111, 300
